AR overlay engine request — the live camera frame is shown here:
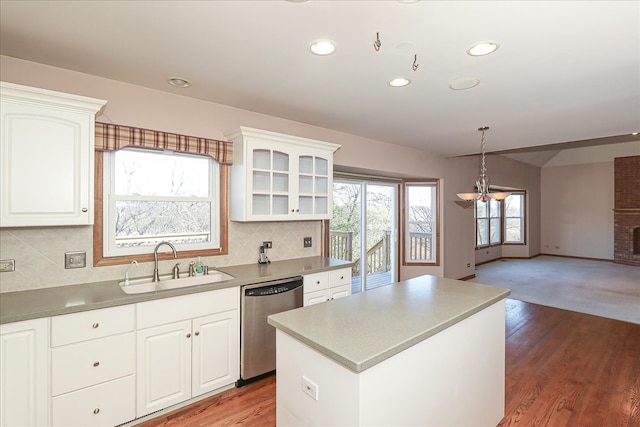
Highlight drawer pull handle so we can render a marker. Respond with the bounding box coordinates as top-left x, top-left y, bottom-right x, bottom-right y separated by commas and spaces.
186, 333, 191, 338
92, 322, 99, 329
195, 331, 200, 336
93, 408, 100, 415
93, 361, 100, 367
